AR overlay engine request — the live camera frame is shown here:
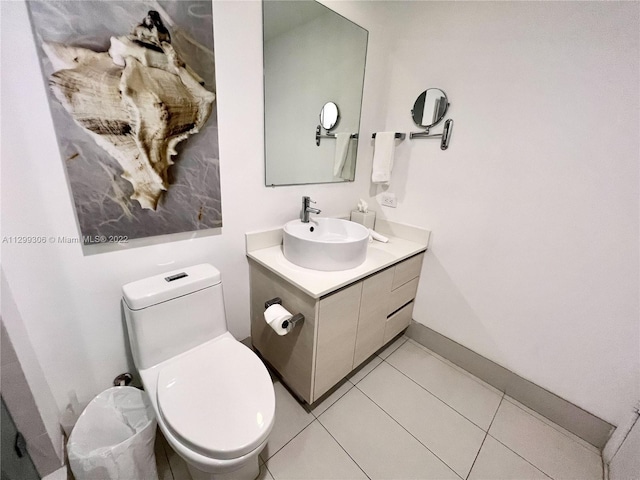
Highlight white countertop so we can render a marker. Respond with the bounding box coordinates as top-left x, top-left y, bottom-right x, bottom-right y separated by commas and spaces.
246, 219, 430, 298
